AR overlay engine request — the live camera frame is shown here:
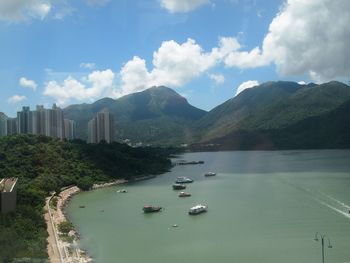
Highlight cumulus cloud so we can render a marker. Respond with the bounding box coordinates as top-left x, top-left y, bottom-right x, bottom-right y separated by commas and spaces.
8, 95, 26, 104
0, 0, 51, 21
43, 69, 115, 105
159, 0, 209, 13
80, 62, 96, 70
235, 80, 259, 96
19, 77, 37, 91
209, 74, 225, 85
226, 0, 350, 82
118, 37, 237, 96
